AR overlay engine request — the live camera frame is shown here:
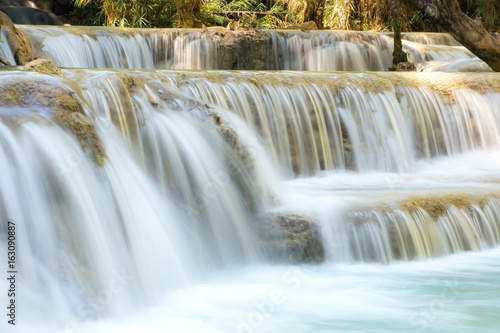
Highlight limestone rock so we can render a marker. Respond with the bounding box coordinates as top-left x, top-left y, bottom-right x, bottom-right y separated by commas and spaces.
0, 10, 33, 65
24, 58, 63, 76
0, 73, 105, 166
396, 62, 417, 71
286, 21, 318, 31
258, 212, 324, 263
218, 30, 272, 70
